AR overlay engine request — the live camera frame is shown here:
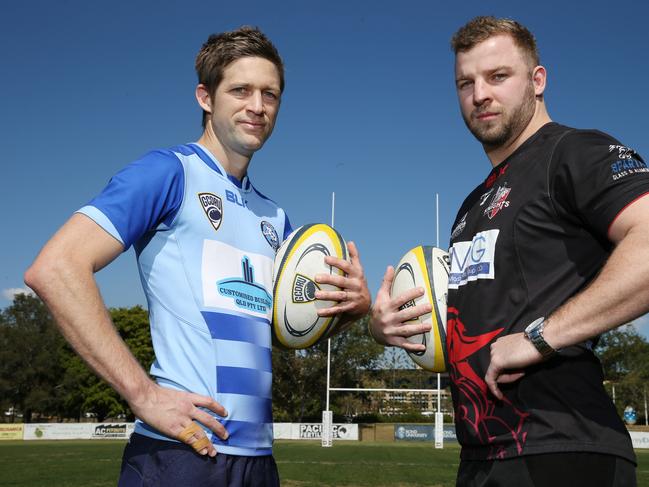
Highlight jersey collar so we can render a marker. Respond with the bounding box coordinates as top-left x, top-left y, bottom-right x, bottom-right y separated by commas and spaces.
189, 142, 251, 192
